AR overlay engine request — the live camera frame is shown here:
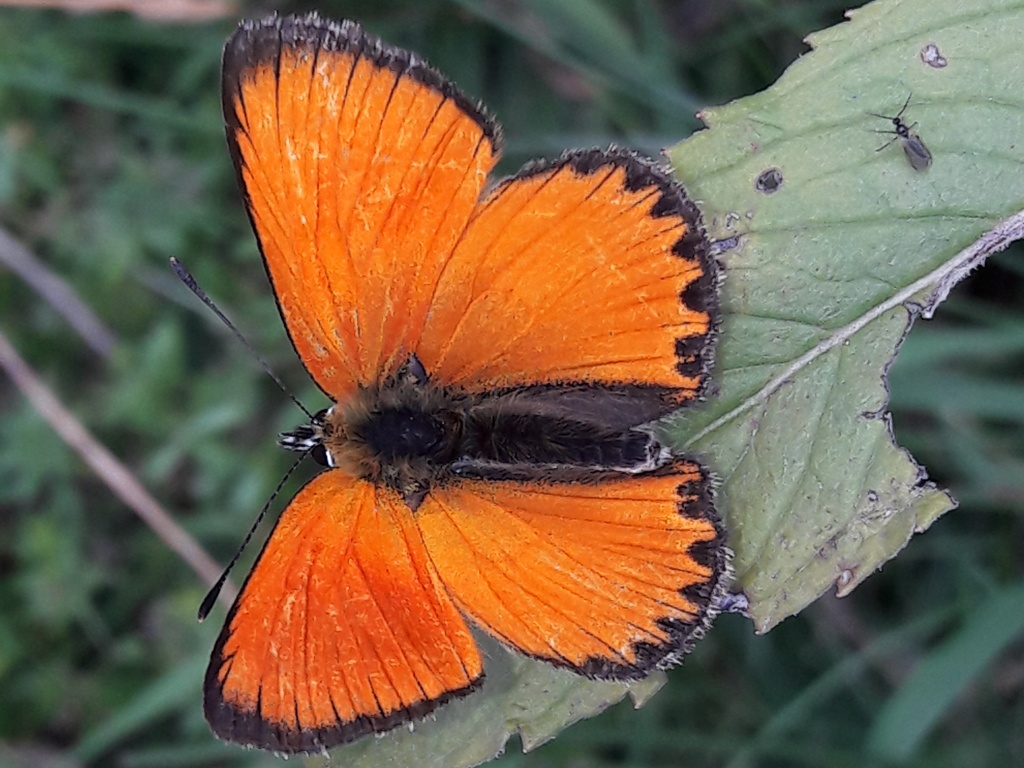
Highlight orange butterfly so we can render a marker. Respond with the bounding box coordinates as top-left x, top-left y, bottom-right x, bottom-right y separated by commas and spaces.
205, 12, 729, 754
